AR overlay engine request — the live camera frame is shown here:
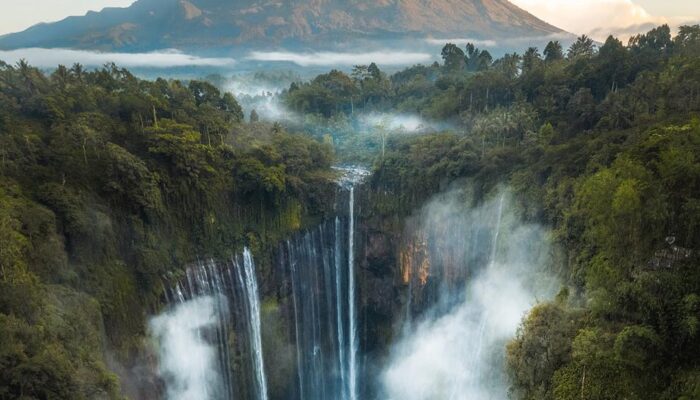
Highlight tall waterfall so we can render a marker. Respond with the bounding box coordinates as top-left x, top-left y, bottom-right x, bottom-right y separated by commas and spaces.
236, 249, 269, 400
151, 167, 368, 400
151, 248, 268, 400
279, 166, 369, 400
347, 186, 358, 400
334, 217, 348, 400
